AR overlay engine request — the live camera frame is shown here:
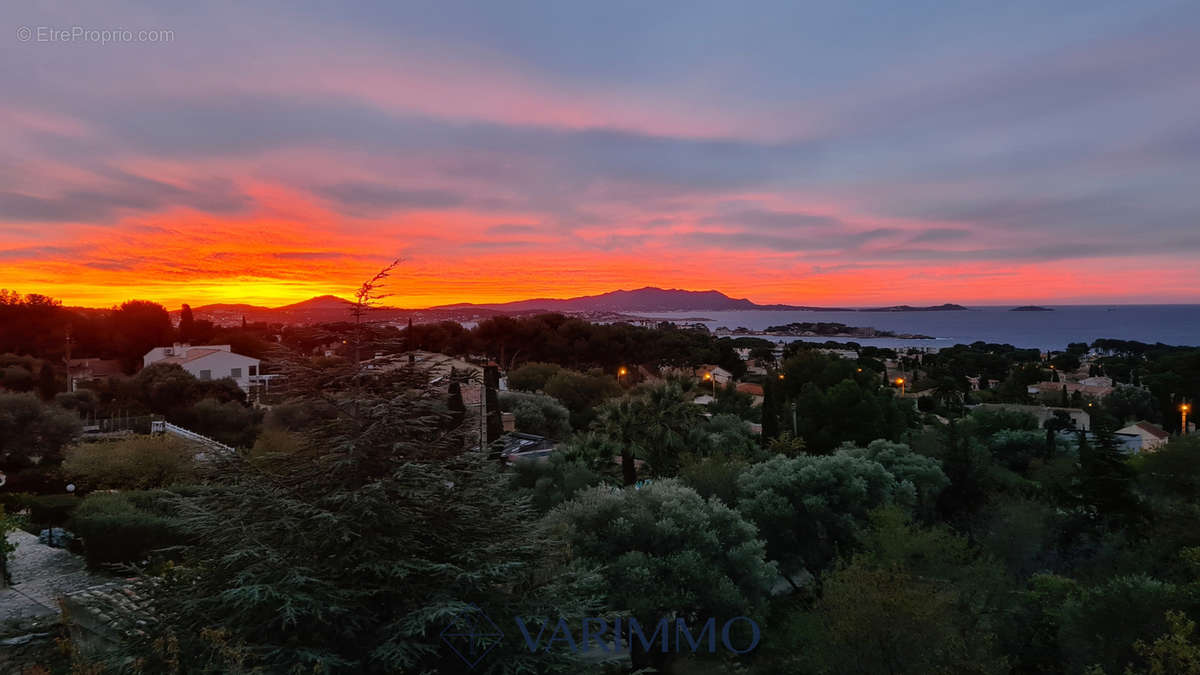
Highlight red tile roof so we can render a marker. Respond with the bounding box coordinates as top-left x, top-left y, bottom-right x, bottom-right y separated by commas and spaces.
1134, 421, 1169, 439
158, 348, 222, 365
